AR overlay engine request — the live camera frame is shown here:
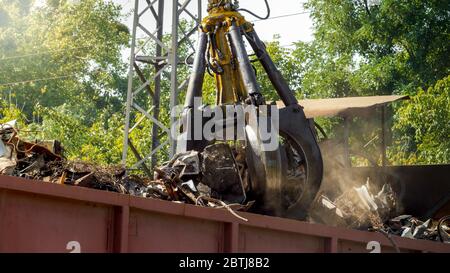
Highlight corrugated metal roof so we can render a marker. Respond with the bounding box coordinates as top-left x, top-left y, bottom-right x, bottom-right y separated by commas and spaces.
277, 95, 409, 118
